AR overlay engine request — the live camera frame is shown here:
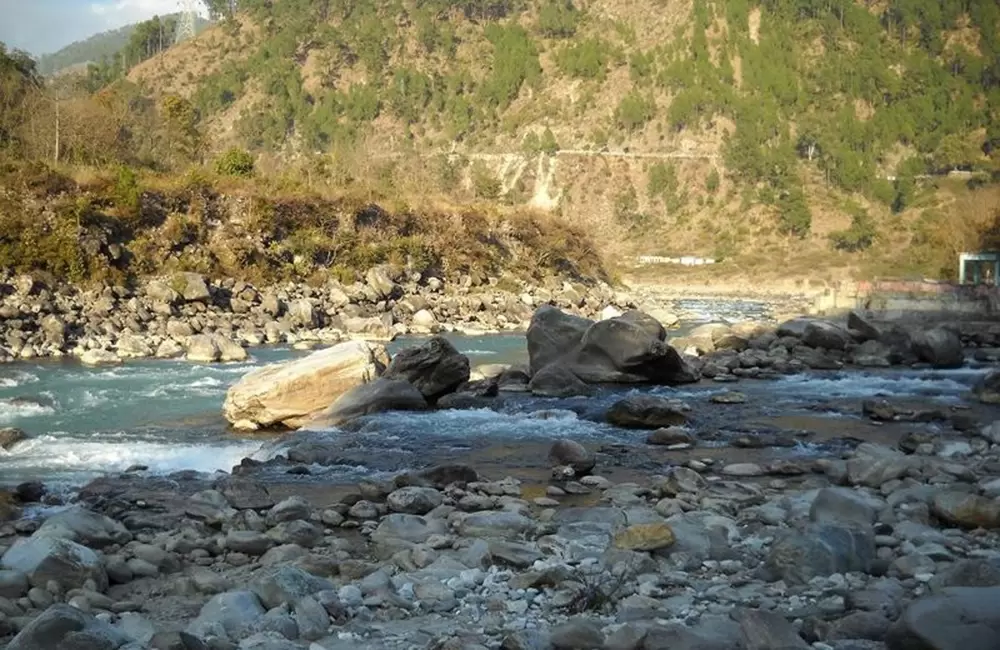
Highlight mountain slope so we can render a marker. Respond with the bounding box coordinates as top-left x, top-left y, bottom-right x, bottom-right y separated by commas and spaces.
37, 25, 135, 76
120, 1, 1000, 280
38, 14, 212, 76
